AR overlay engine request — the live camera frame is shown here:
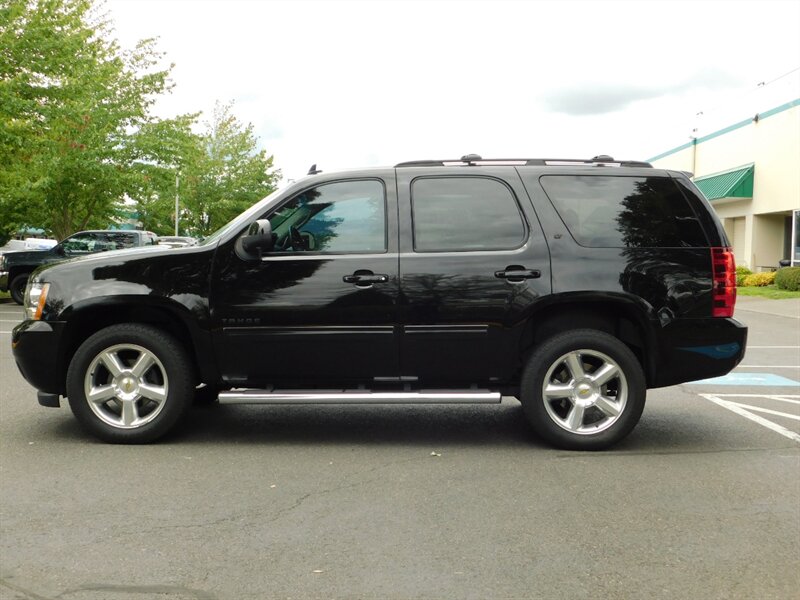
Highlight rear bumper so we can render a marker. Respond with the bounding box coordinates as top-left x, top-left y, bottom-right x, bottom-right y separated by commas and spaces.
11, 320, 67, 395
650, 317, 748, 388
